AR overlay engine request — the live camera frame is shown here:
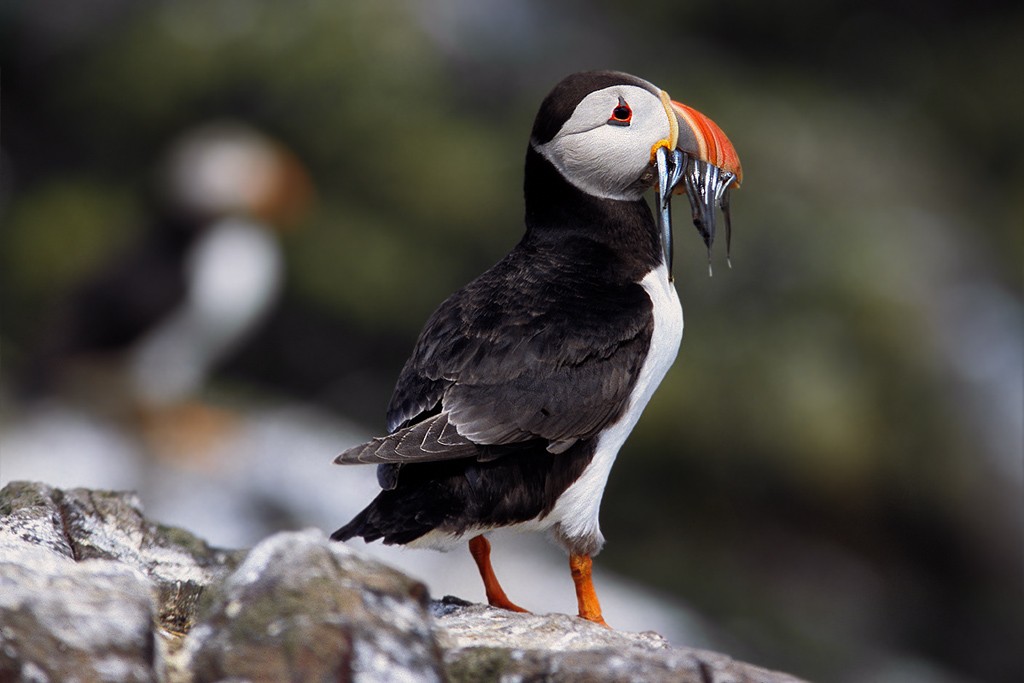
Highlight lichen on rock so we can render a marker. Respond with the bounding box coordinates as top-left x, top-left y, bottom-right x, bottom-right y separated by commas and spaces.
0, 480, 241, 637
